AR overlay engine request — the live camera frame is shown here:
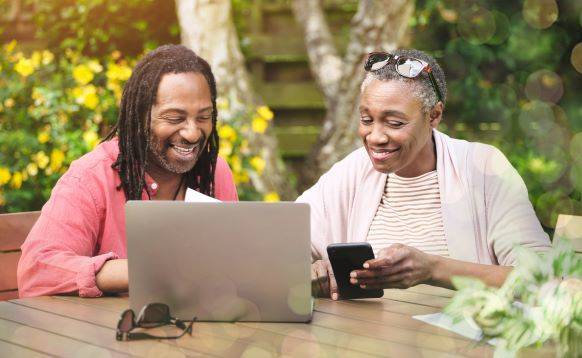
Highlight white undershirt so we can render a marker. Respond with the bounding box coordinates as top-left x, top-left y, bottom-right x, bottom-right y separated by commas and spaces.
366, 170, 449, 257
